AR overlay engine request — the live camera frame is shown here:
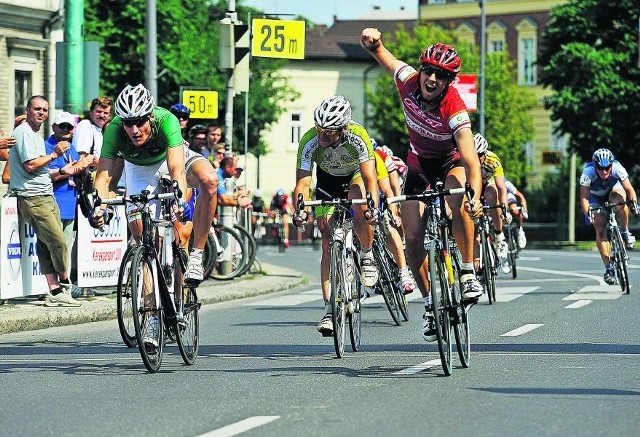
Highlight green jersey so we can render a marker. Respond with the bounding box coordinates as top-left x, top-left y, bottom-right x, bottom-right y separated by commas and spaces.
101, 107, 183, 166
296, 121, 375, 177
